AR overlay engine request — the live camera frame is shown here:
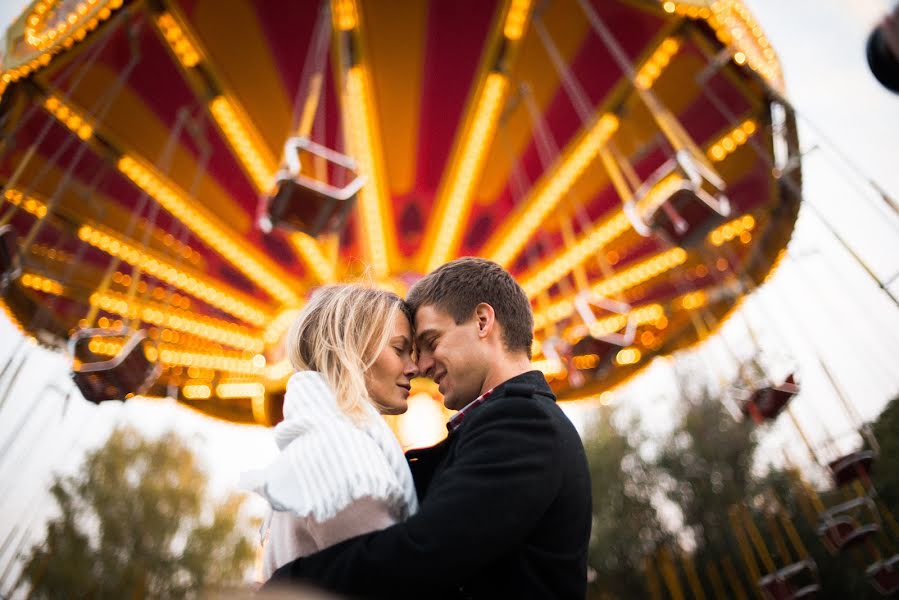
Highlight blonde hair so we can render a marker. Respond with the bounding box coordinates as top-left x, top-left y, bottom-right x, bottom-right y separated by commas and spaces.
287, 284, 409, 421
